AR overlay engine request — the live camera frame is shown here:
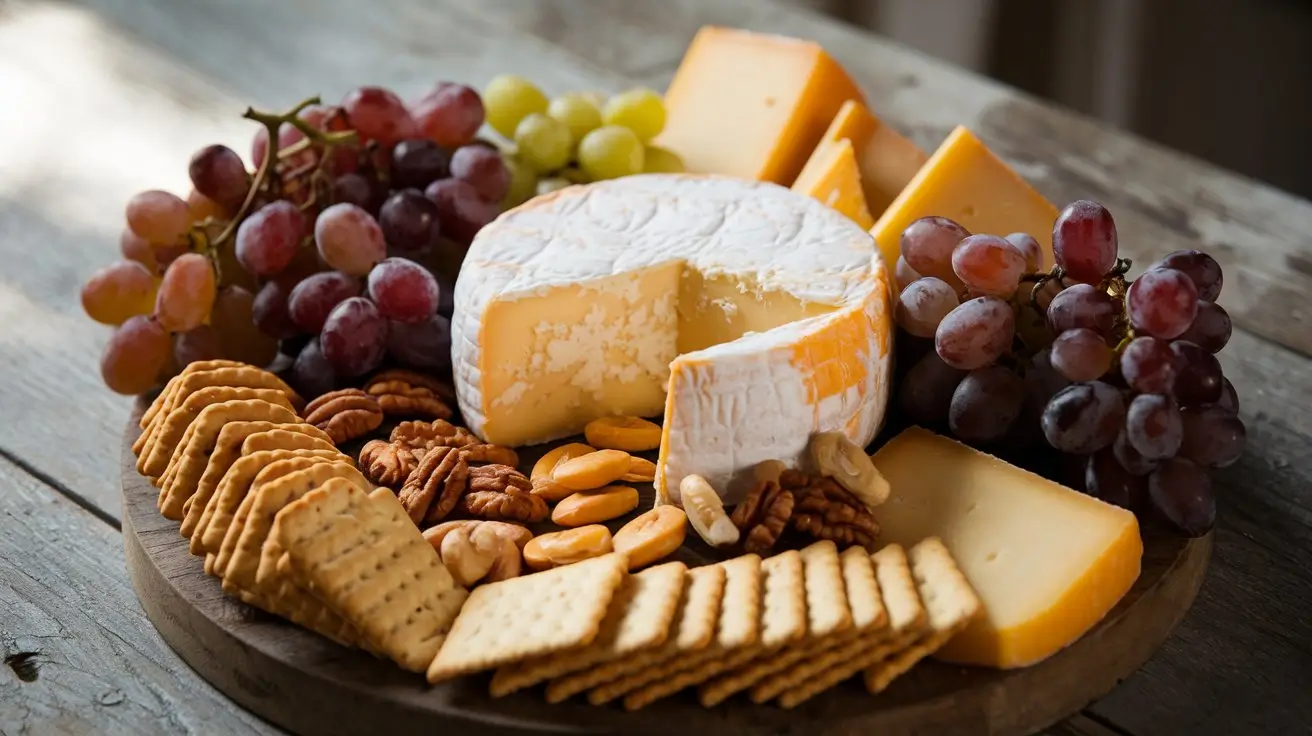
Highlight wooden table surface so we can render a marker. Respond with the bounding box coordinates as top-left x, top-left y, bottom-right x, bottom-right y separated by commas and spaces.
1, 1, 1309, 734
